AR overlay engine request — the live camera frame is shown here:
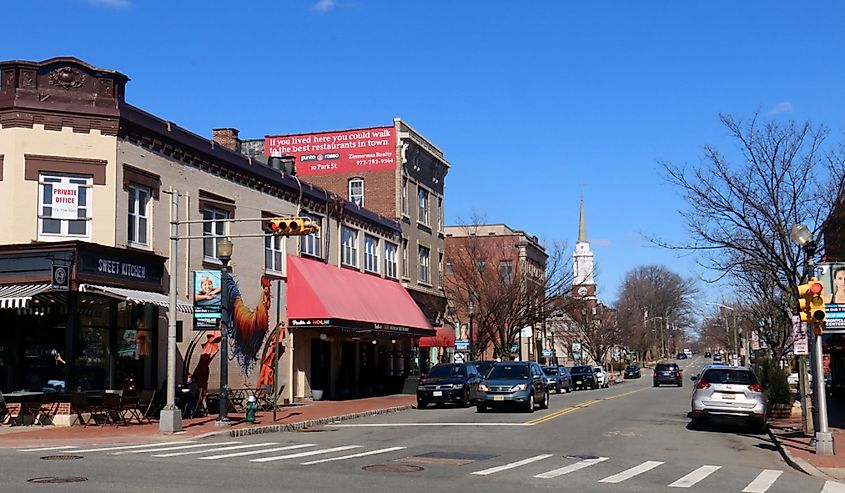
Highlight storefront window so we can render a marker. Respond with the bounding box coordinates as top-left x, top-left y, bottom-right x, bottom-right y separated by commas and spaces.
116, 302, 156, 390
